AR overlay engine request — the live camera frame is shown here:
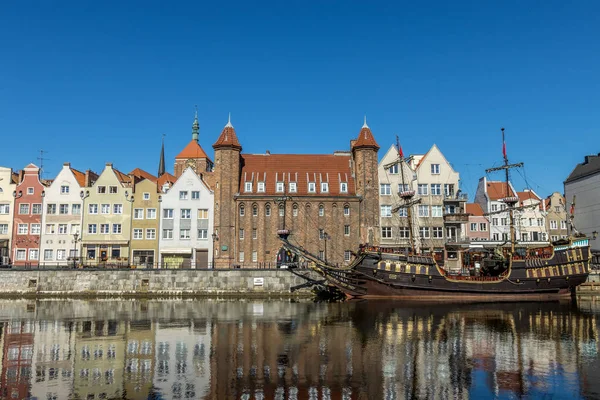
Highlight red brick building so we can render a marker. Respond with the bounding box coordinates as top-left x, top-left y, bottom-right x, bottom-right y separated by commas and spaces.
206, 118, 380, 268
11, 164, 46, 266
